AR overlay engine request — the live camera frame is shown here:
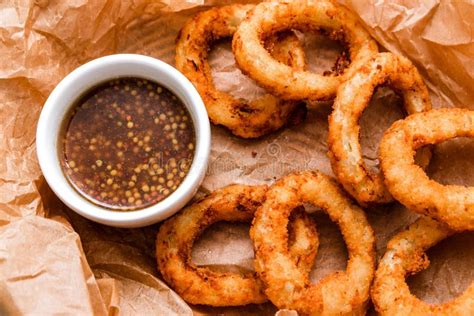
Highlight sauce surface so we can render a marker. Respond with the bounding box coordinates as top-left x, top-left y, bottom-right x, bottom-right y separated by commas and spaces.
61, 77, 195, 211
